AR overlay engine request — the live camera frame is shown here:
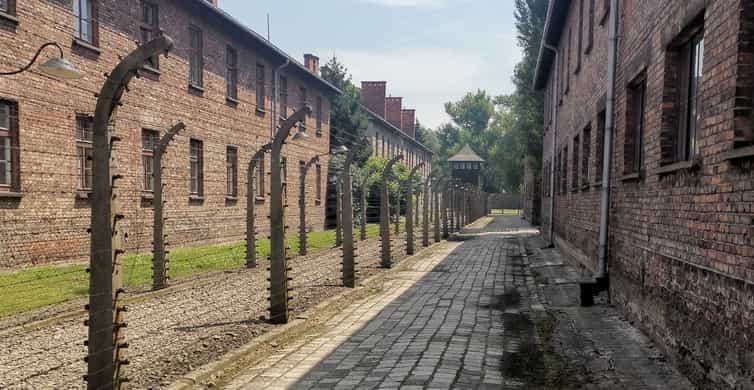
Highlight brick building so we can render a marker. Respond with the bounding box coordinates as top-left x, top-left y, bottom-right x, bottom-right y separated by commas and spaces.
0, 0, 340, 268
360, 81, 433, 176
534, 0, 754, 388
